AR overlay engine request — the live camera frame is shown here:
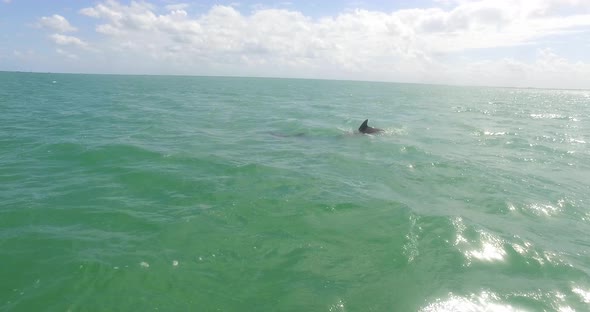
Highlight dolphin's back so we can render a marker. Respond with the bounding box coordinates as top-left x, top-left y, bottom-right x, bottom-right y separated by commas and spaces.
359, 119, 382, 134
